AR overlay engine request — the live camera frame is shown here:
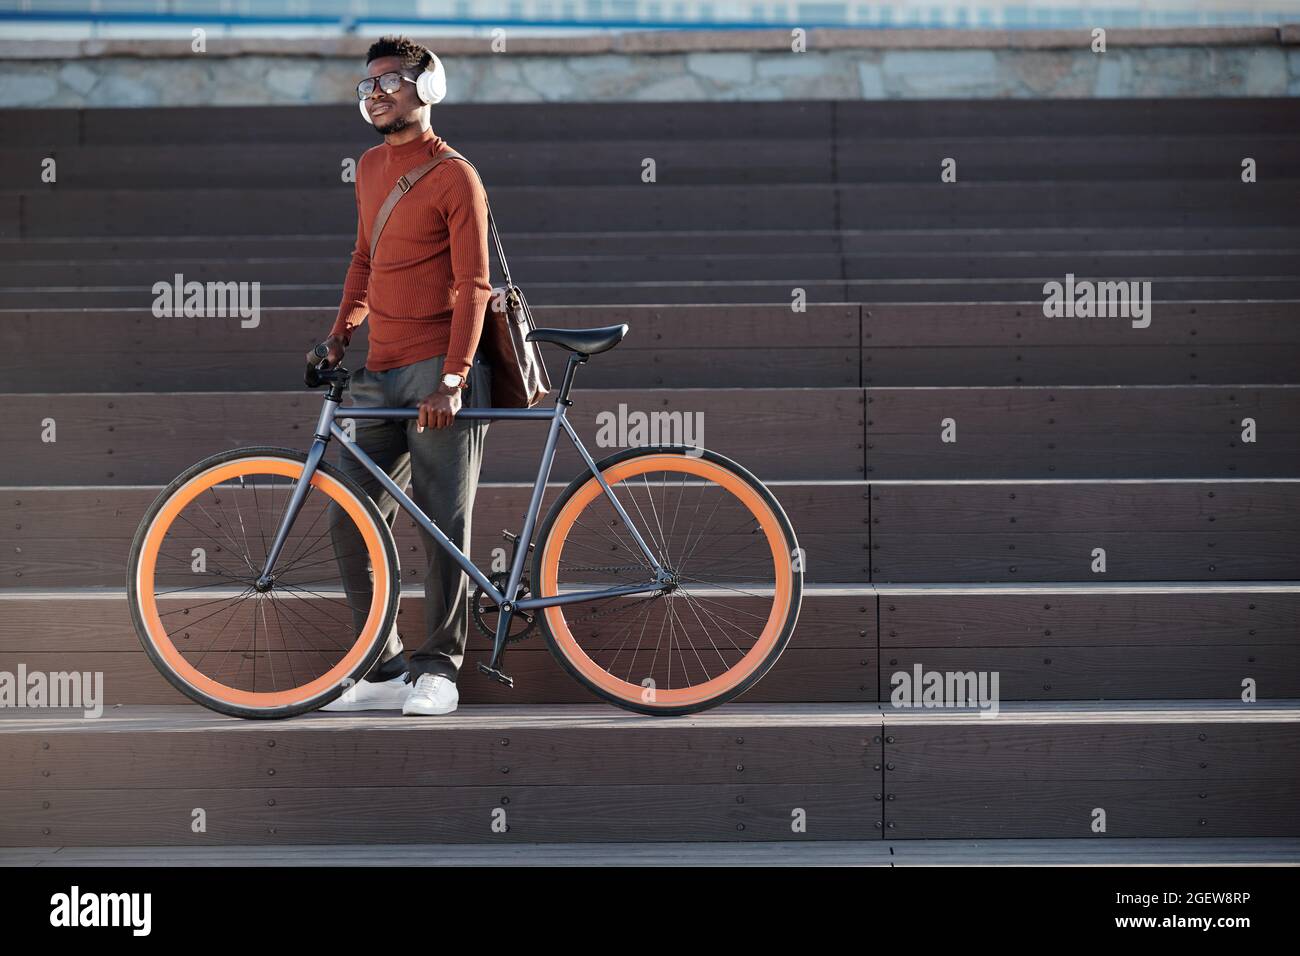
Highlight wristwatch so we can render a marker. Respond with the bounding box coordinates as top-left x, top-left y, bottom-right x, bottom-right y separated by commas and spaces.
438, 372, 463, 396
